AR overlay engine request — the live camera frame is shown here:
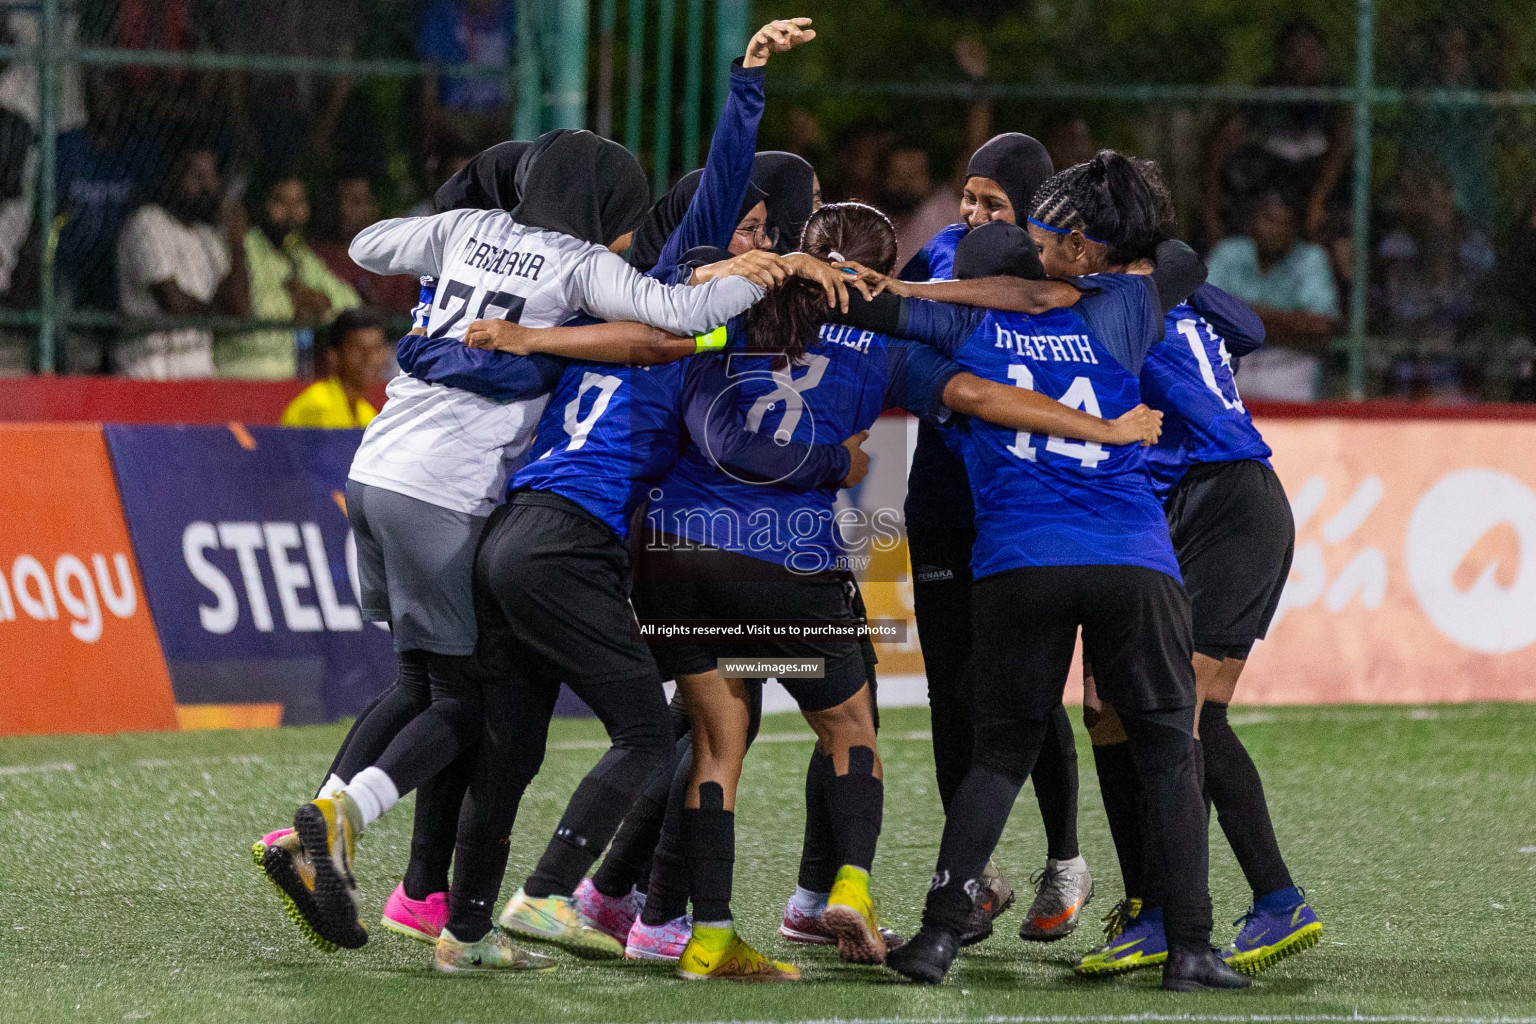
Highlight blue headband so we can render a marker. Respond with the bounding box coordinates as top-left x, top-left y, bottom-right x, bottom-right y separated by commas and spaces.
1028, 217, 1110, 246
